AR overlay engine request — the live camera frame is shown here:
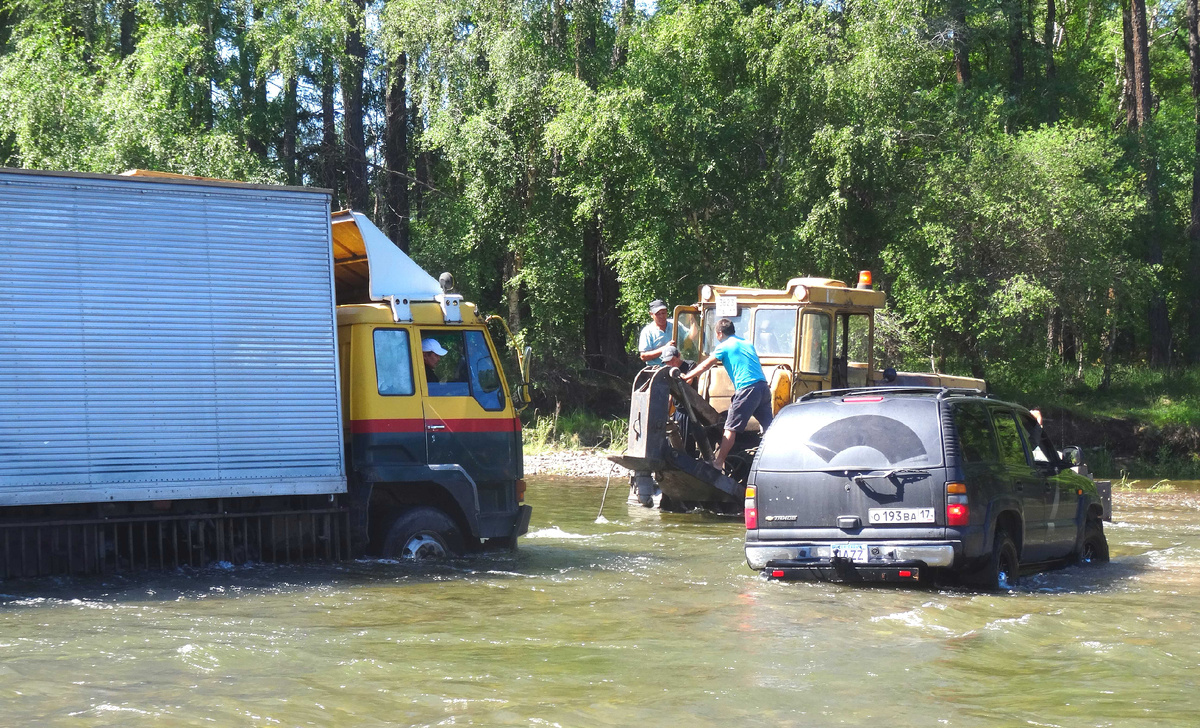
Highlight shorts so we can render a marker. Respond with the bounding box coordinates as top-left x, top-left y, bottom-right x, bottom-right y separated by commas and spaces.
724, 380, 773, 432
